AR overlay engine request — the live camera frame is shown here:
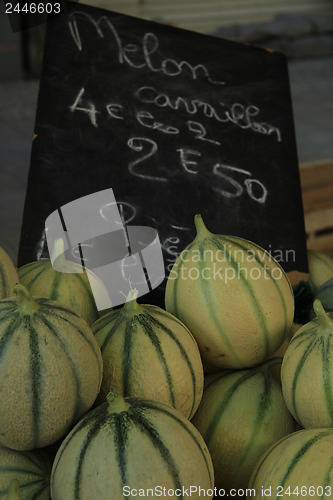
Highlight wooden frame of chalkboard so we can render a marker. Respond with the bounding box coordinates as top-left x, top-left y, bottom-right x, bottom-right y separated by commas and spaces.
18, 1, 308, 307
